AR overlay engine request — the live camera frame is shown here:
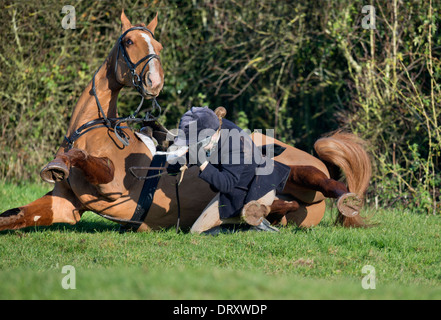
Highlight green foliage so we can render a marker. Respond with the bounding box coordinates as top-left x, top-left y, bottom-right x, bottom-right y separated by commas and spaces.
0, 0, 439, 213
333, 0, 441, 214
